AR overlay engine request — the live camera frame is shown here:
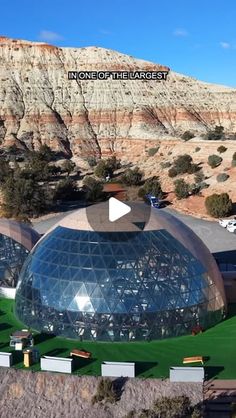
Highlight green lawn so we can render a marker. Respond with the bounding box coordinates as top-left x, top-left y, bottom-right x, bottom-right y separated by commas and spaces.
0, 297, 236, 379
